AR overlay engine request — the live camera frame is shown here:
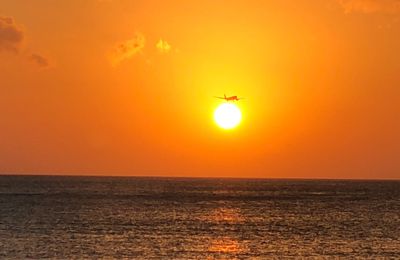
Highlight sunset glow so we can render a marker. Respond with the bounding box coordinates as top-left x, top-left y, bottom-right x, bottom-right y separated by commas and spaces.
1, 2, 399, 259
0, 0, 399, 179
